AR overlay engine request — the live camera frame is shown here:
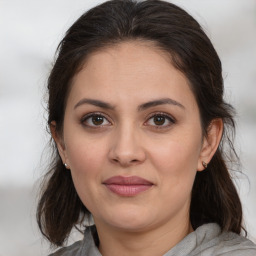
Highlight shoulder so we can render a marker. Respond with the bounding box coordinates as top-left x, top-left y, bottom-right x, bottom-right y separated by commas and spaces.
48, 226, 100, 256
193, 223, 256, 256
213, 231, 256, 256
48, 240, 83, 256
